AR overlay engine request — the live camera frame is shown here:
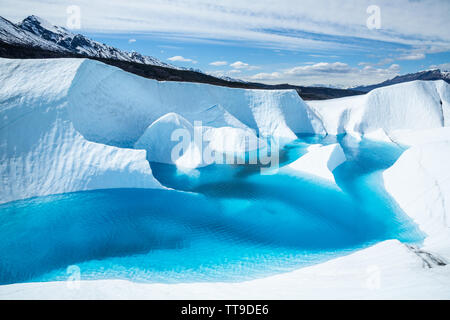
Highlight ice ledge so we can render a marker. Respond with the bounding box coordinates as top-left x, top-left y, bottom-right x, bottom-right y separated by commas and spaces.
383, 139, 450, 260
279, 143, 346, 187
